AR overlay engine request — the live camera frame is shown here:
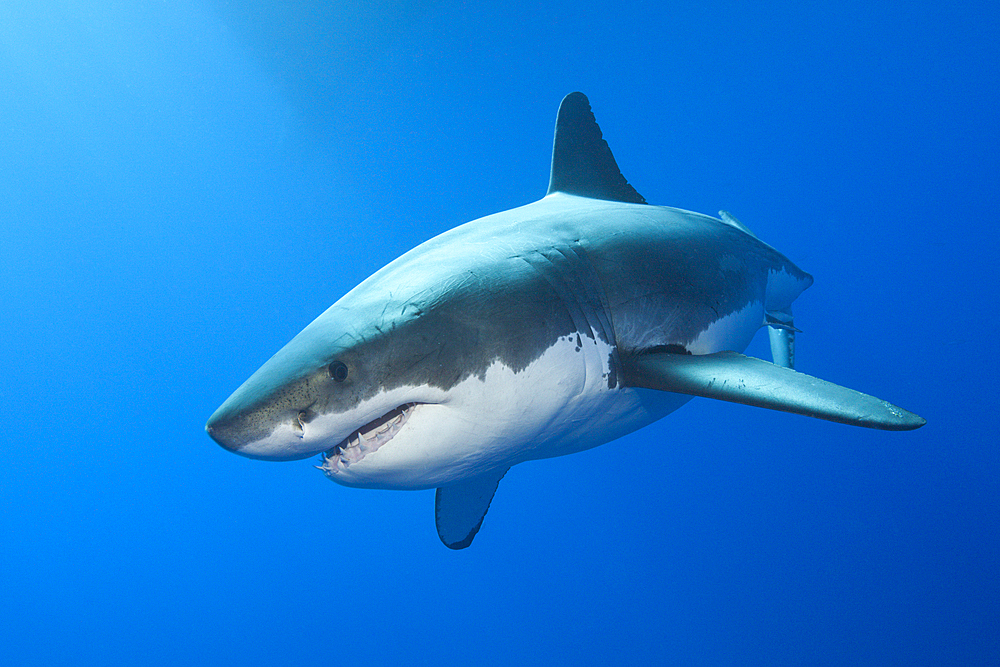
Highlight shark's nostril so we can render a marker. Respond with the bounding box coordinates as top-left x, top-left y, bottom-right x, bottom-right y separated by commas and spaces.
294, 410, 312, 437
